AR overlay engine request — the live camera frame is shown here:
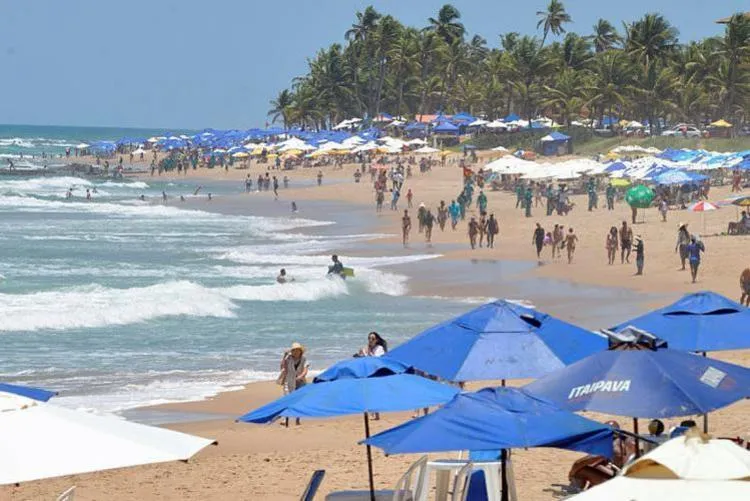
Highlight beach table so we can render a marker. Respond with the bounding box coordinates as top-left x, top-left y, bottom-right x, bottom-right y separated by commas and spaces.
419, 458, 518, 501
